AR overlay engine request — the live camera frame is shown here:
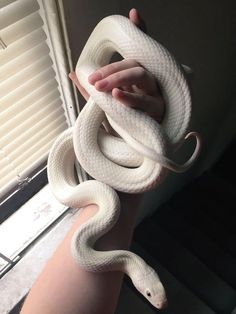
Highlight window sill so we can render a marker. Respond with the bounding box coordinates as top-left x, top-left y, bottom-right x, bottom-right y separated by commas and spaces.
0, 184, 68, 272
0, 185, 80, 314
